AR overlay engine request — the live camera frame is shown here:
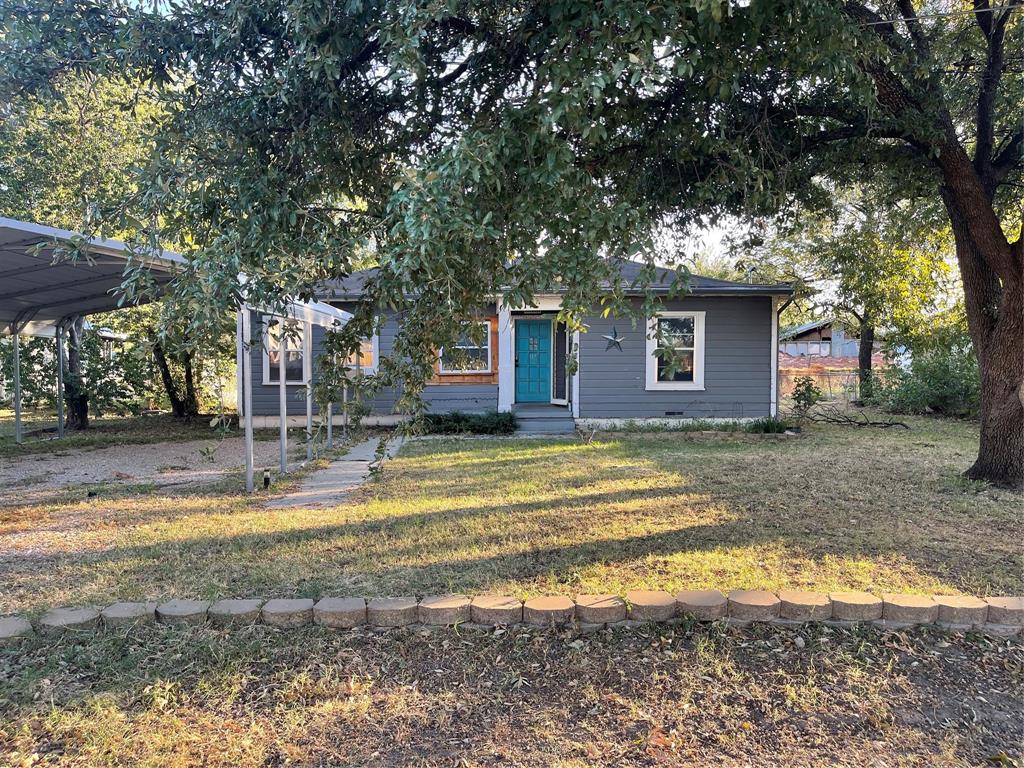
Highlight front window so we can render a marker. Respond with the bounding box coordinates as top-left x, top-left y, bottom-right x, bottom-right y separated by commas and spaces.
645, 311, 705, 390
656, 316, 696, 382
344, 336, 377, 374
439, 321, 492, 374
264, 318, 306, 385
